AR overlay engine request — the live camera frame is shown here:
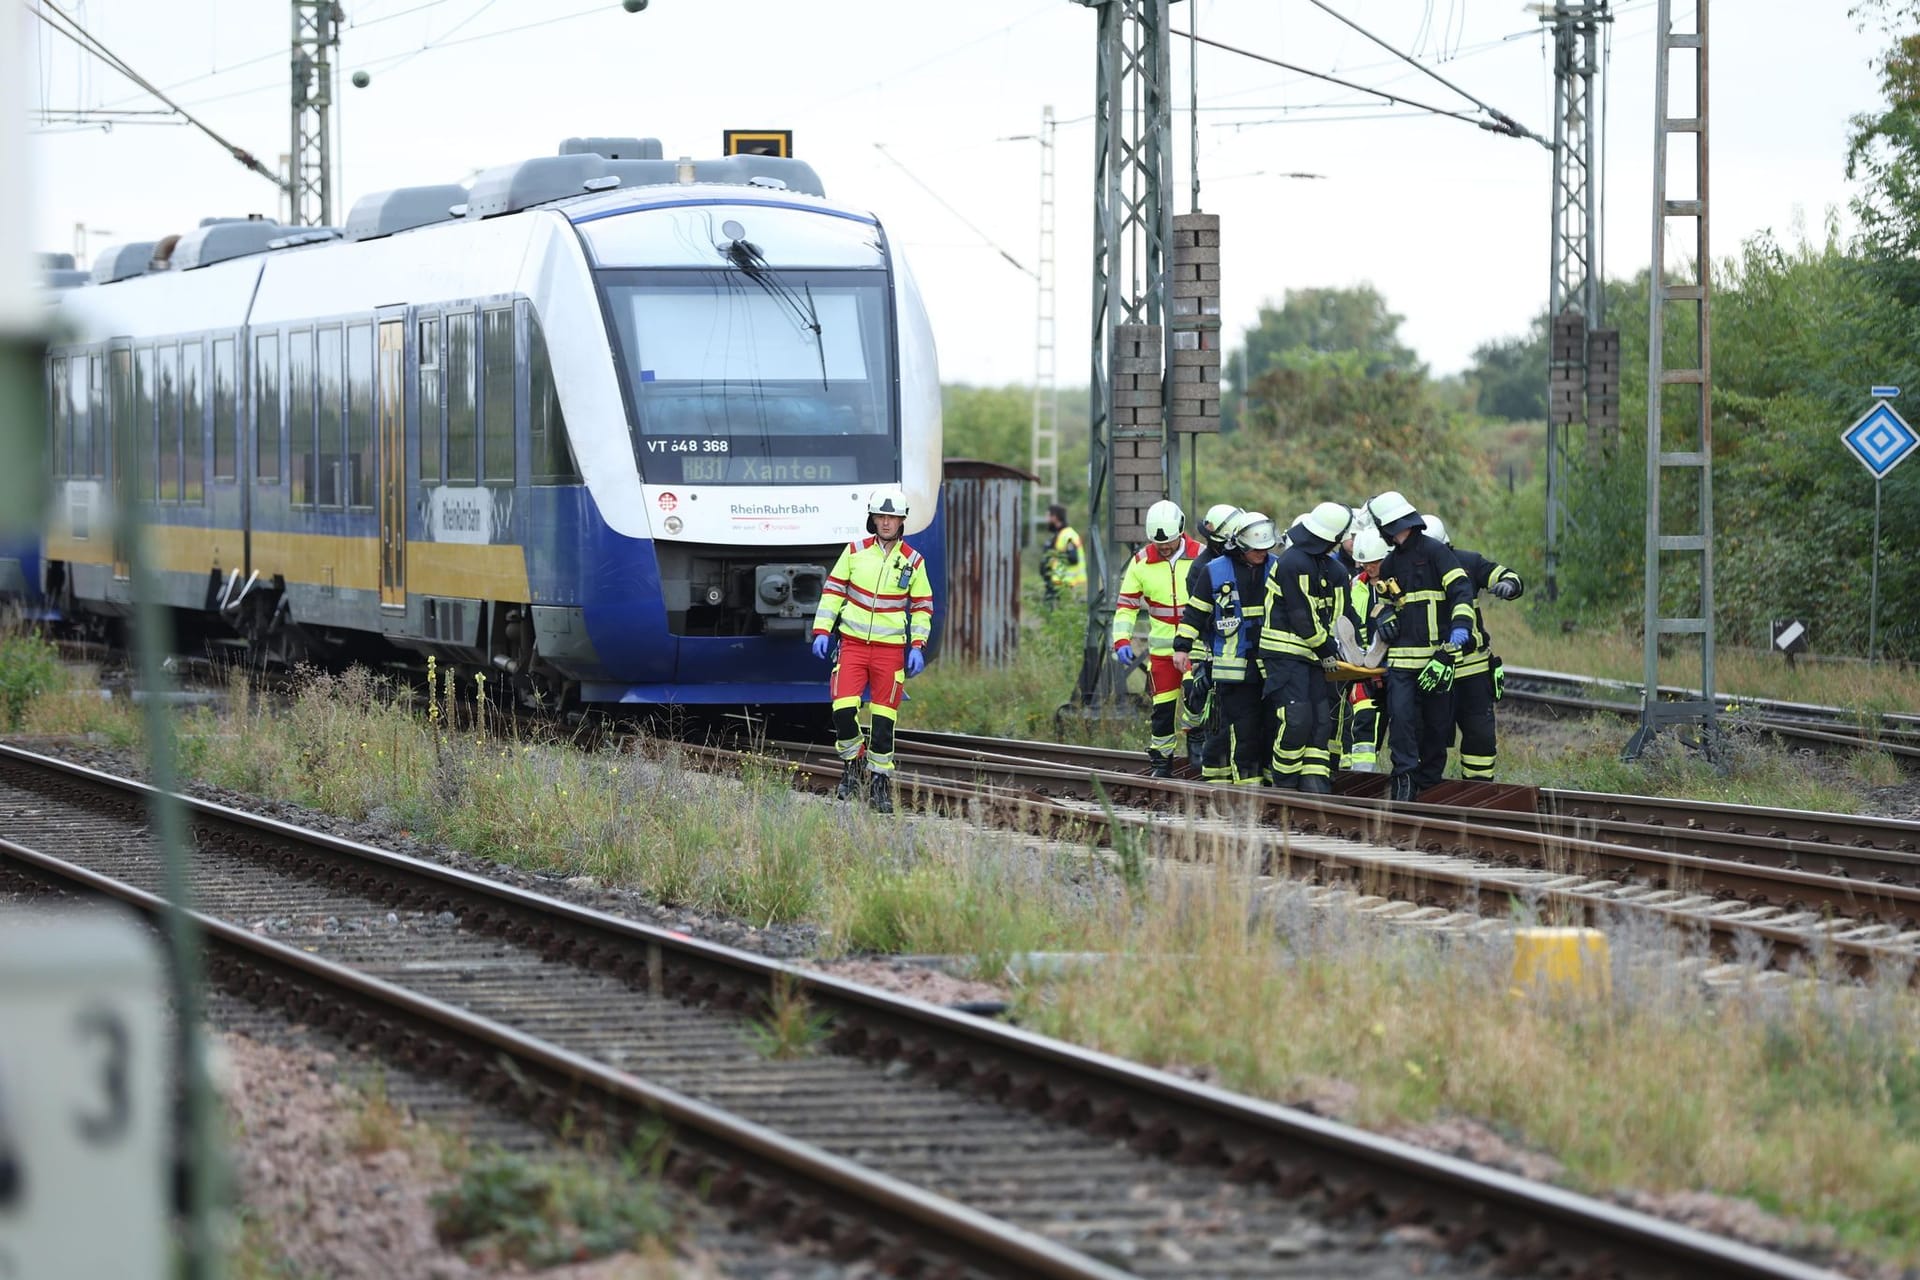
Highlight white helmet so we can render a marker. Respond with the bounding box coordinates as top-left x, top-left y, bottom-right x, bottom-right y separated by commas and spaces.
1144, 499, 1185, 545
1423, 514, 1451, 546
1230, 511, 1278, 552
1201, 503, 1244, 543
866, 485, 910, 533
1353, 527, 1390, 564
1349, 505, 1375, 533
1366, 490, 1424, 538
1302, 501, 1353, 545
